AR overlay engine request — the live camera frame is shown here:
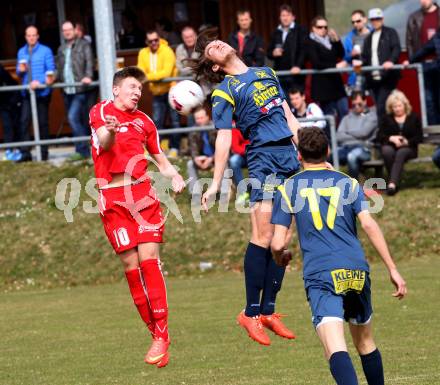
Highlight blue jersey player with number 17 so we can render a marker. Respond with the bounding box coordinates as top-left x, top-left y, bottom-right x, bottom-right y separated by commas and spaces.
187, 28, 301, 345
271, 127, 407, 385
